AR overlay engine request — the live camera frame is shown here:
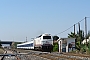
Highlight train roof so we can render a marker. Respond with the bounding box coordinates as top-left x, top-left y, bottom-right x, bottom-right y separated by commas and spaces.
17, 41, 34, 46
36, 33, 51, 38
